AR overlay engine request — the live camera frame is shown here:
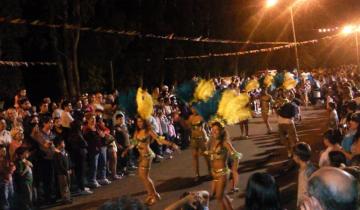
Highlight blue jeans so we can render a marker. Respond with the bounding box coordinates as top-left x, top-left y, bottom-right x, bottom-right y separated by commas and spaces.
98, 147, 107, 179
0, 180, 14, 210
88, 153, 99, 184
